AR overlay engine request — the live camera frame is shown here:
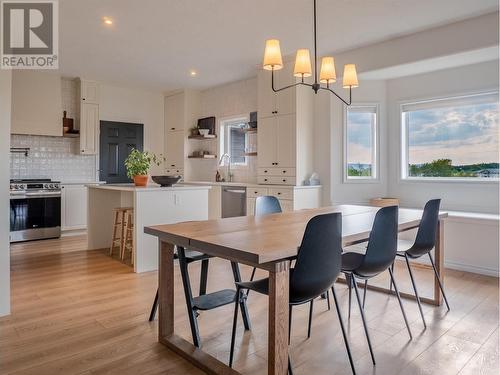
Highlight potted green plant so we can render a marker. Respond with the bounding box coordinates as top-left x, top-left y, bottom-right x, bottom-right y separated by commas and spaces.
124, 149, 163, 186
